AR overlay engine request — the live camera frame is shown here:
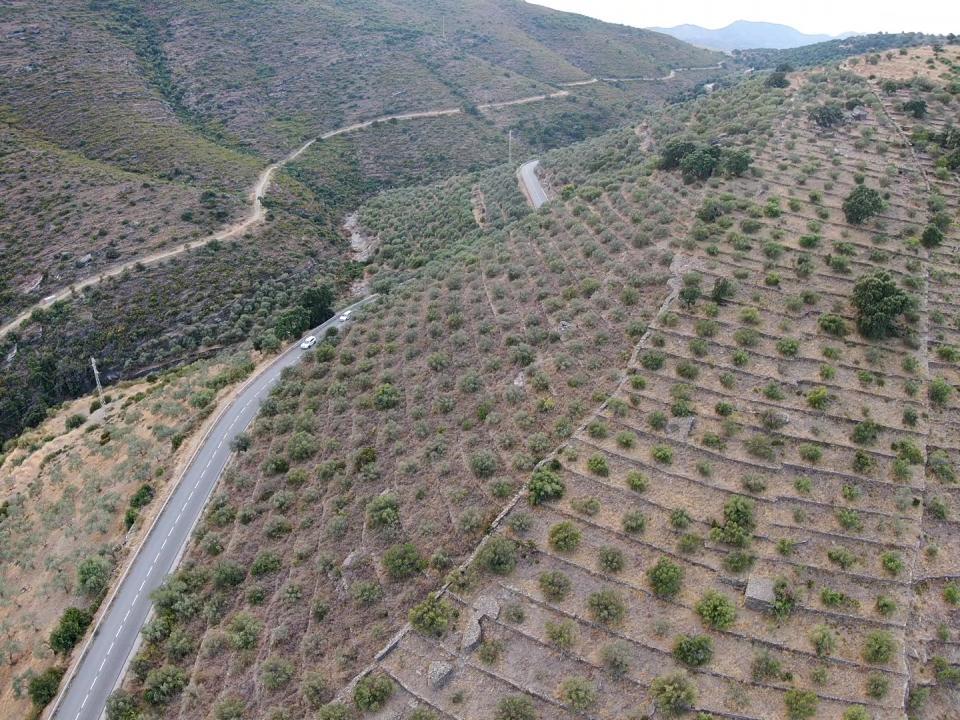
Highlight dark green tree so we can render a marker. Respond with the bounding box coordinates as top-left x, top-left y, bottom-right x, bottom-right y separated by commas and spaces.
719, 148, 753, 177
809, 104, 844, 128
680, 147, 721, 182
300, 284, 334, 326
851, 270, 910, 338
50, 606, 93, 653
842, 185, 884, 224
660, 139, 698, 169
765, 71, 790, 88
901, 99, 927, 118
29, 666, 65, 708
274, 306, 311, 340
